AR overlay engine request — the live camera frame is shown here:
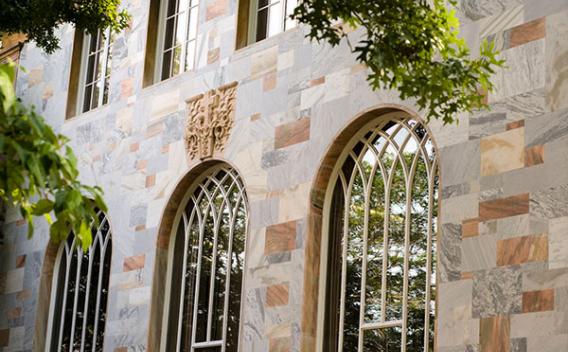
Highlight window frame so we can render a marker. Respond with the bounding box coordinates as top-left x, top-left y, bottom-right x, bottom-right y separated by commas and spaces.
246, 0, 297, 45
160, 163, 250, 352
154, 0, 201, 83
315, 112, 439, 351
76, 28, 113, 115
